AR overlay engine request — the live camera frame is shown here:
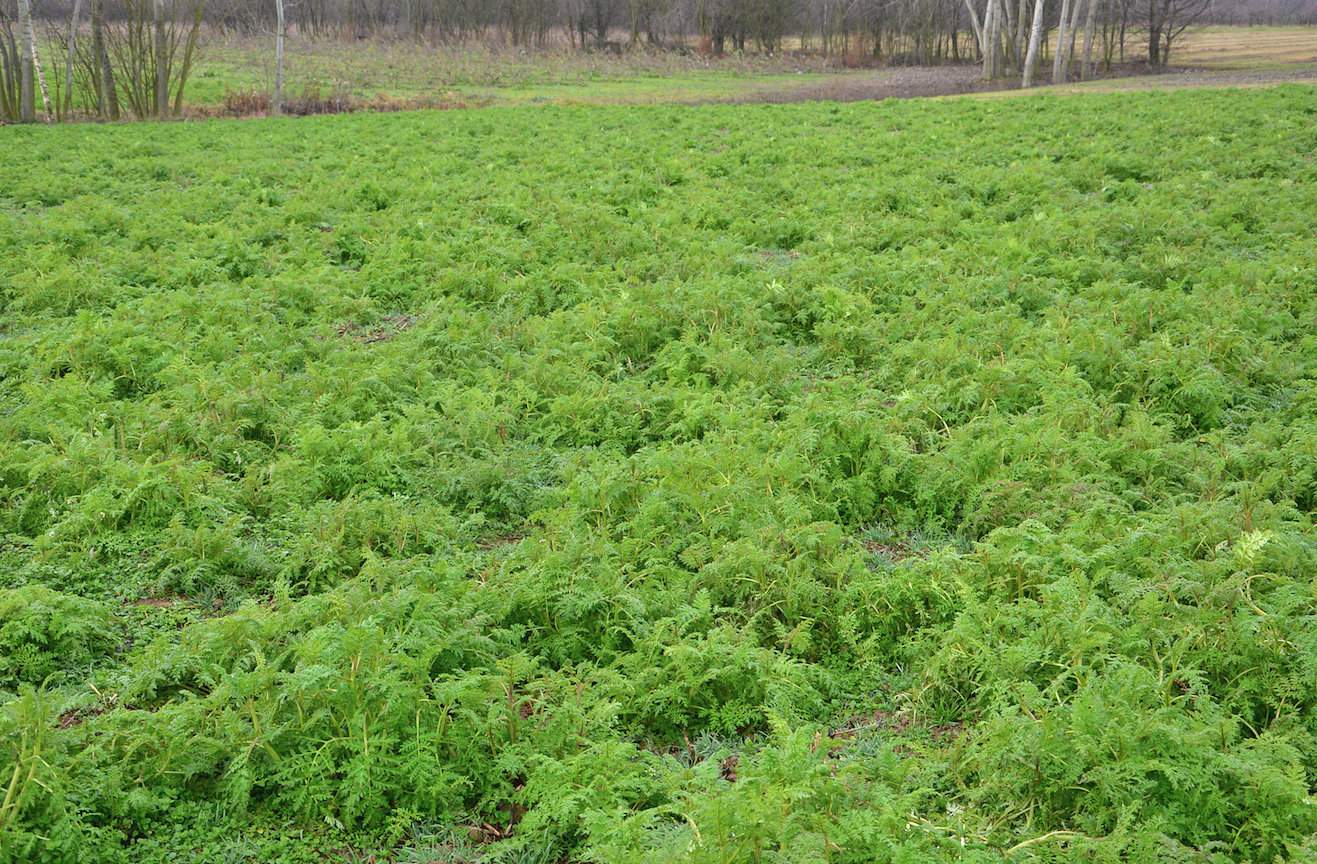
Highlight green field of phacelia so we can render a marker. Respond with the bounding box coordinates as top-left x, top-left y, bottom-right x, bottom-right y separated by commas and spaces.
2, 85, 1317, 862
